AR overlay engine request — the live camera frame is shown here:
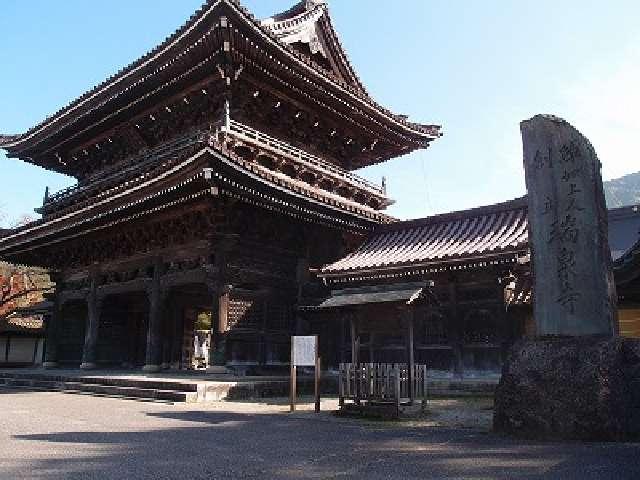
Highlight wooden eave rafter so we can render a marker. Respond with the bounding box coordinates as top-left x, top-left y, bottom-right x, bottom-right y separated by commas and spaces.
0, 151, 214, 257
38, 127, 394, 224
261, 1, 367, 93
319, 197, 530, 282
320, 251, 527, 285
0, 145, 388, 258
0, 0, 440, 171
210, 140, 393, 227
